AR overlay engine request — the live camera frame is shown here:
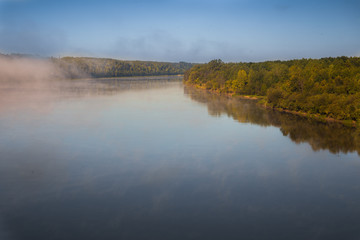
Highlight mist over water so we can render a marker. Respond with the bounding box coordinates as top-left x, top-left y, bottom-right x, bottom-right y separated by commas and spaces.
0, 56, 57, 113
0, 55, 89, 114
0, 56, 61, 83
